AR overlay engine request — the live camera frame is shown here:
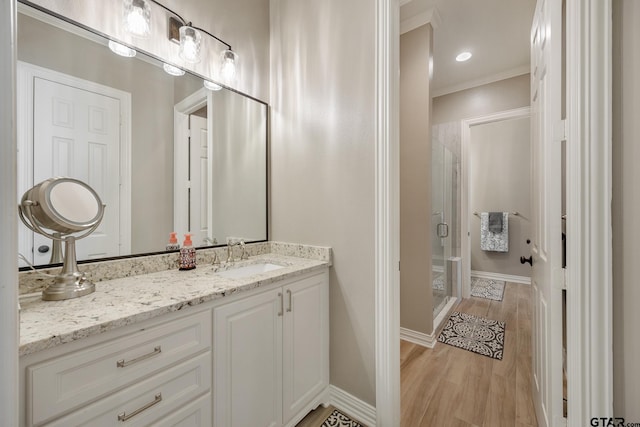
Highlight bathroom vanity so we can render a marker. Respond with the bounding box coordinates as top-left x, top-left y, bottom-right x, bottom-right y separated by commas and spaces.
18, 247, 330, 427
